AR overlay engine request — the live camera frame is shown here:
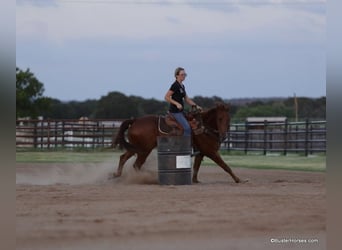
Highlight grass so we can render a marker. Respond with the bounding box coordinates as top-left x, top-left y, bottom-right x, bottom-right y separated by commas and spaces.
16, 150, 326, 172
203, 153, 326, 172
